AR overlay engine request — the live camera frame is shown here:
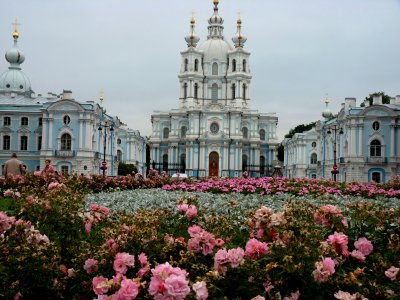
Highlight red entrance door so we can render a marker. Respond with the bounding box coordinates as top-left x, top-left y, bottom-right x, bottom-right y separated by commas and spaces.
209, 151, 219, 177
